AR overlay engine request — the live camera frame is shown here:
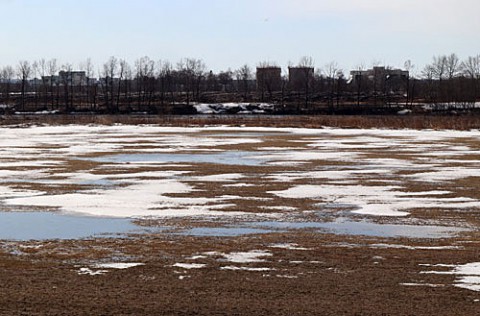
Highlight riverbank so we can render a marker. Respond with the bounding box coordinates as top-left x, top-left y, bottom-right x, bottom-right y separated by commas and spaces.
2, 113, 480, 130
